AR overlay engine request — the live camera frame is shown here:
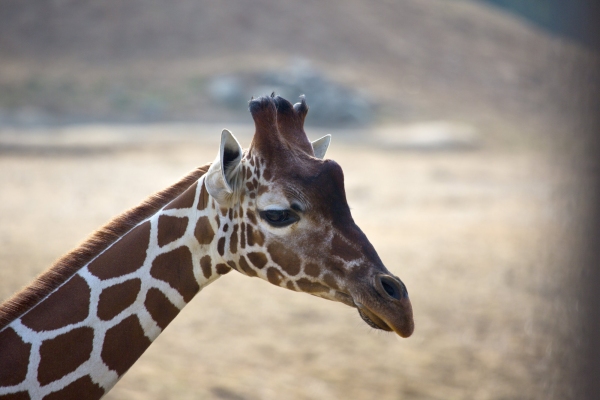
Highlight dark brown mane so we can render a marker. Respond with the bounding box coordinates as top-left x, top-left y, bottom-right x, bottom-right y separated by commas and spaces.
0, 164, 210, 330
